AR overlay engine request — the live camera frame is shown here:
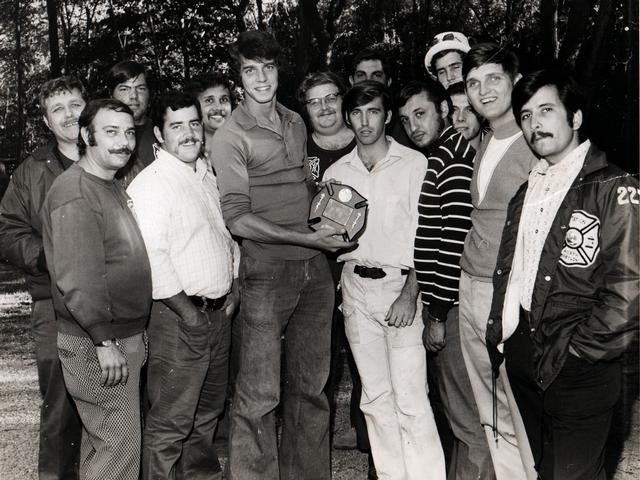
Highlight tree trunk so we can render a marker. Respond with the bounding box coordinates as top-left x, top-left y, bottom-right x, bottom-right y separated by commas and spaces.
46, 0, 61, 76
540, 0, 559, 61
256, 0, 263, 29
14, 0, 24, 163
578, 0, 615, 117
558, 0, 591, 64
